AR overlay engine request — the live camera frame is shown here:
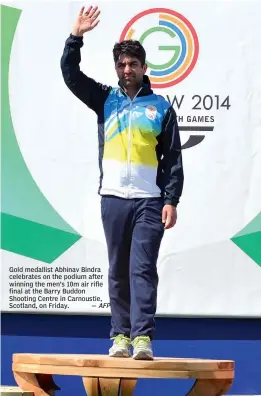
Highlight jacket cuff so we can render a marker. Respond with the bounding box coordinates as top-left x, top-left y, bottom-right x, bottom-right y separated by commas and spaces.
164, 198, 179, 207
70, 33, 83, 41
